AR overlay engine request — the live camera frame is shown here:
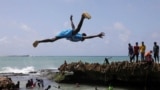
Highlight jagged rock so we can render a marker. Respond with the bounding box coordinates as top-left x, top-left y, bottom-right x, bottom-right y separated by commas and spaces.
0, 76, 15, 89
55, 61, 160, 87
